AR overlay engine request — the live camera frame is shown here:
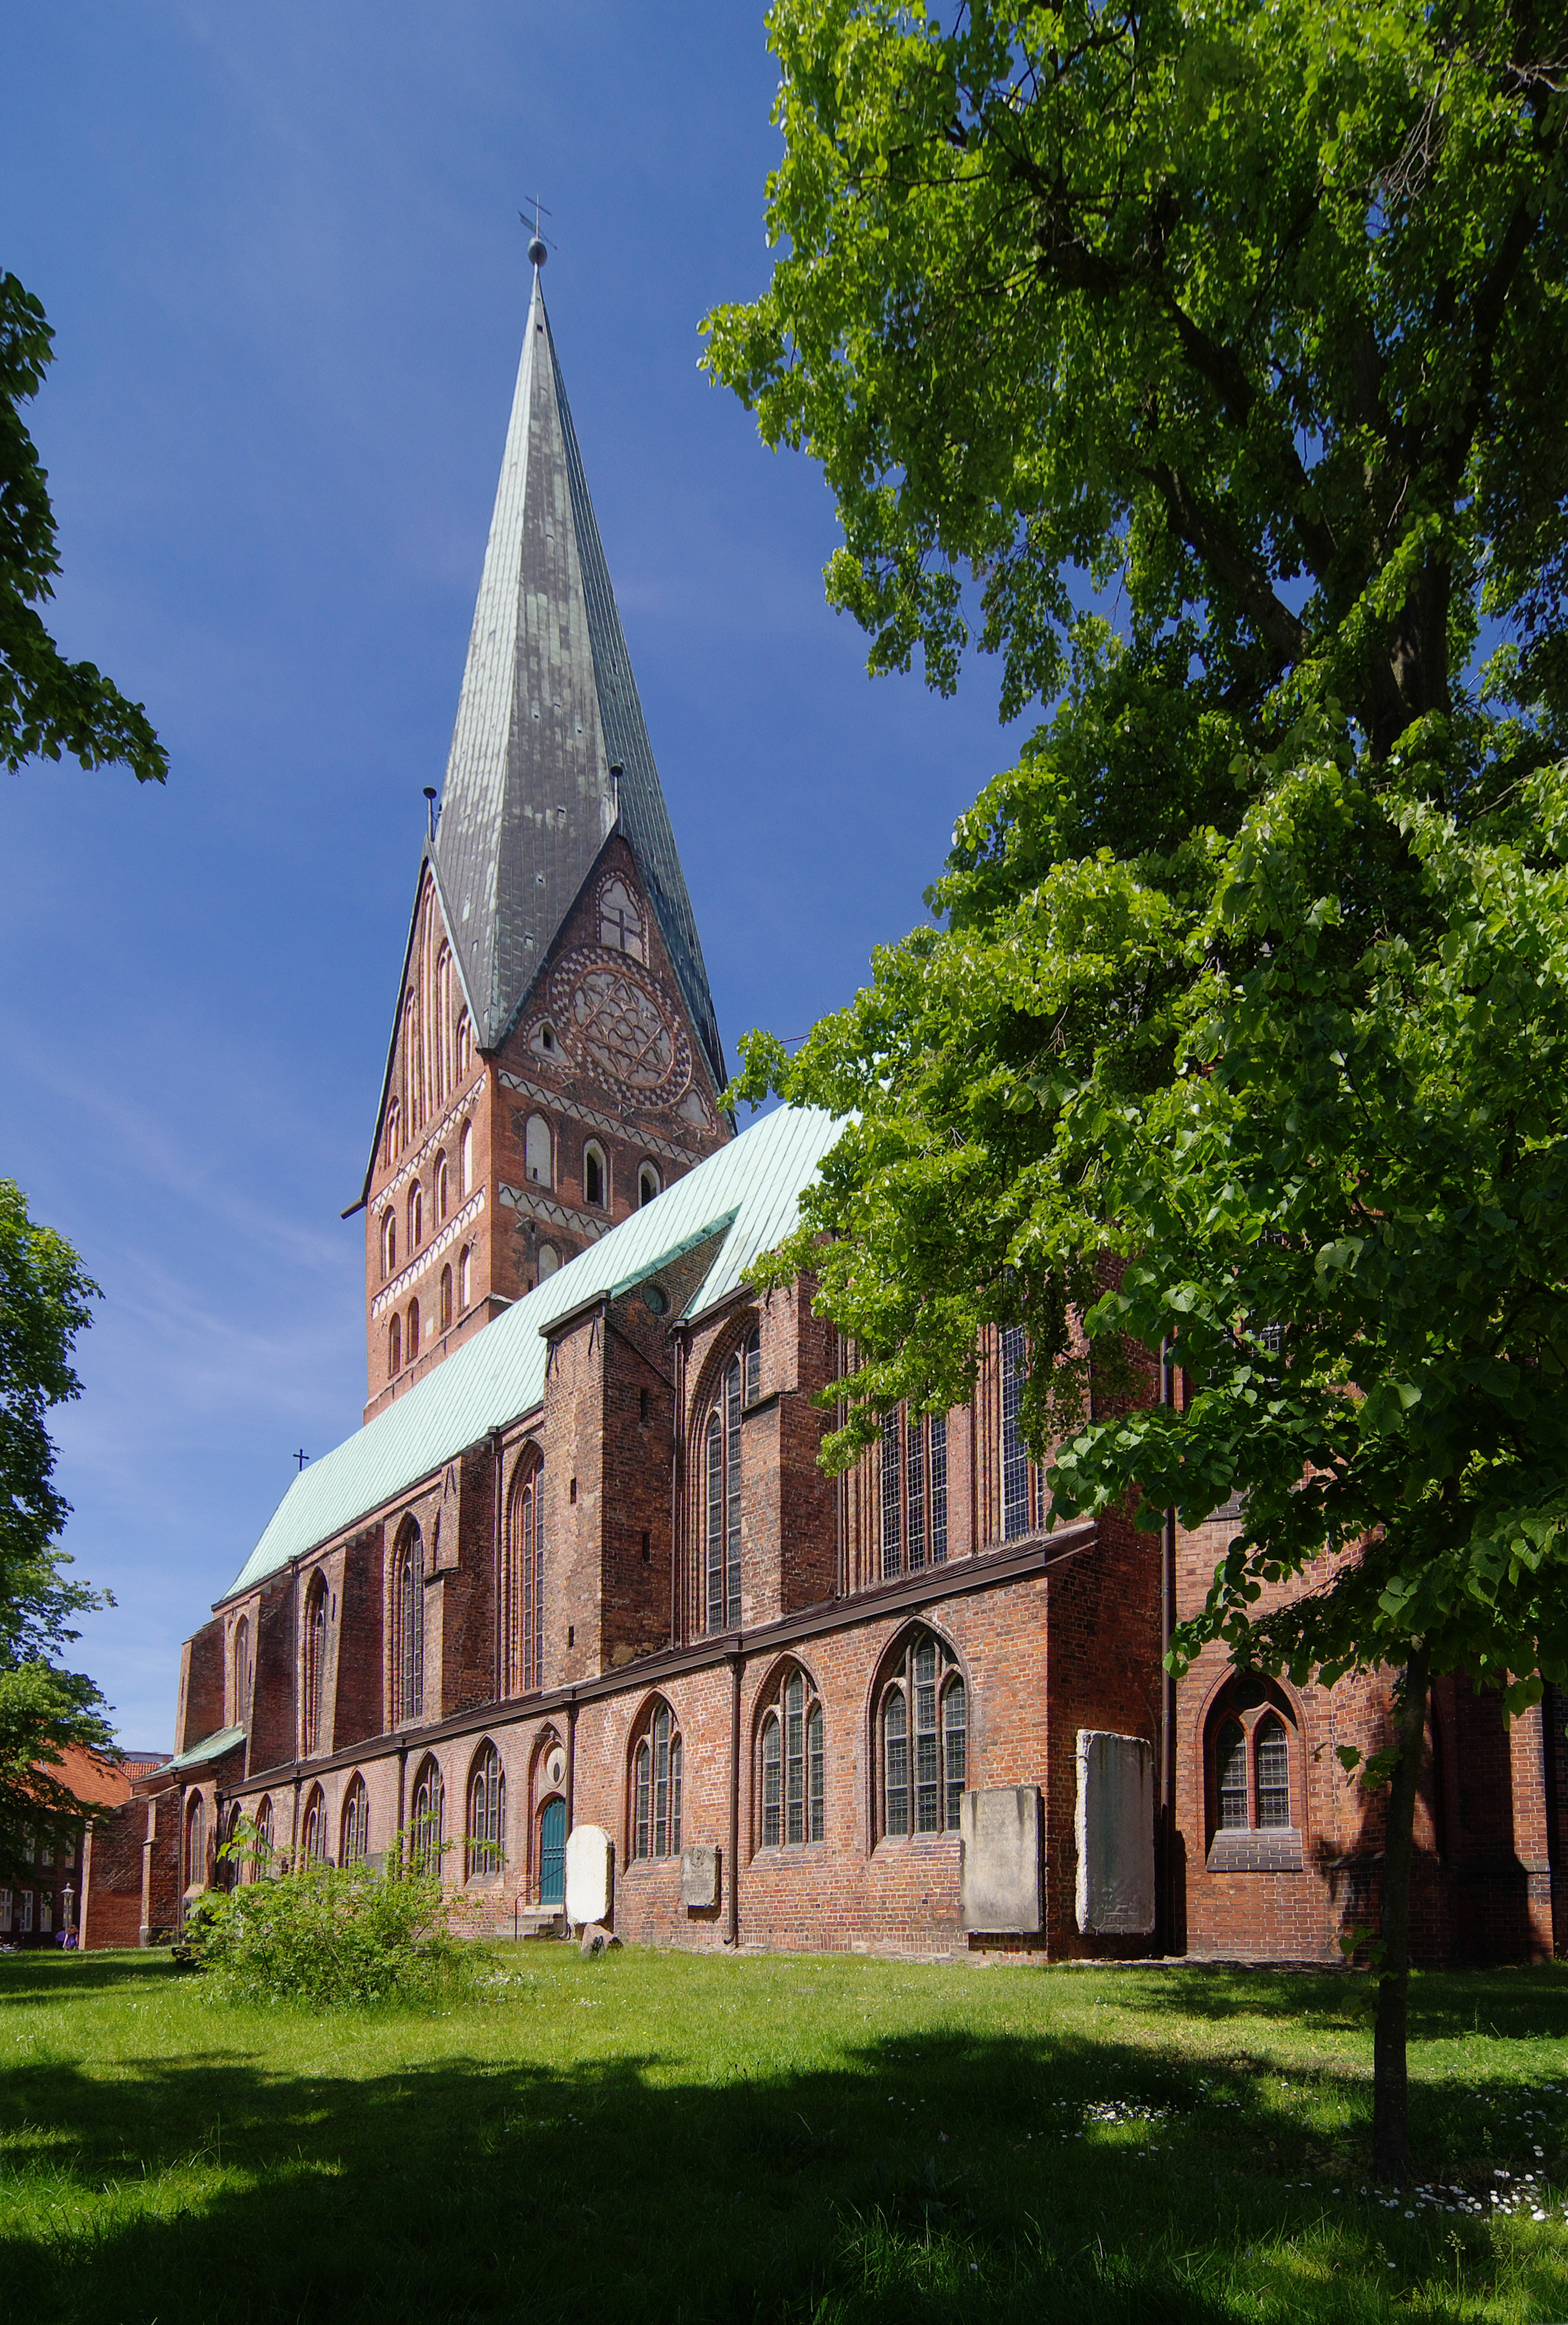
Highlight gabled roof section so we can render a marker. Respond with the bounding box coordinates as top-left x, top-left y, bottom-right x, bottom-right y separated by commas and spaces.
223, 1105, 842, 1604
432, 267, 724, 1086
